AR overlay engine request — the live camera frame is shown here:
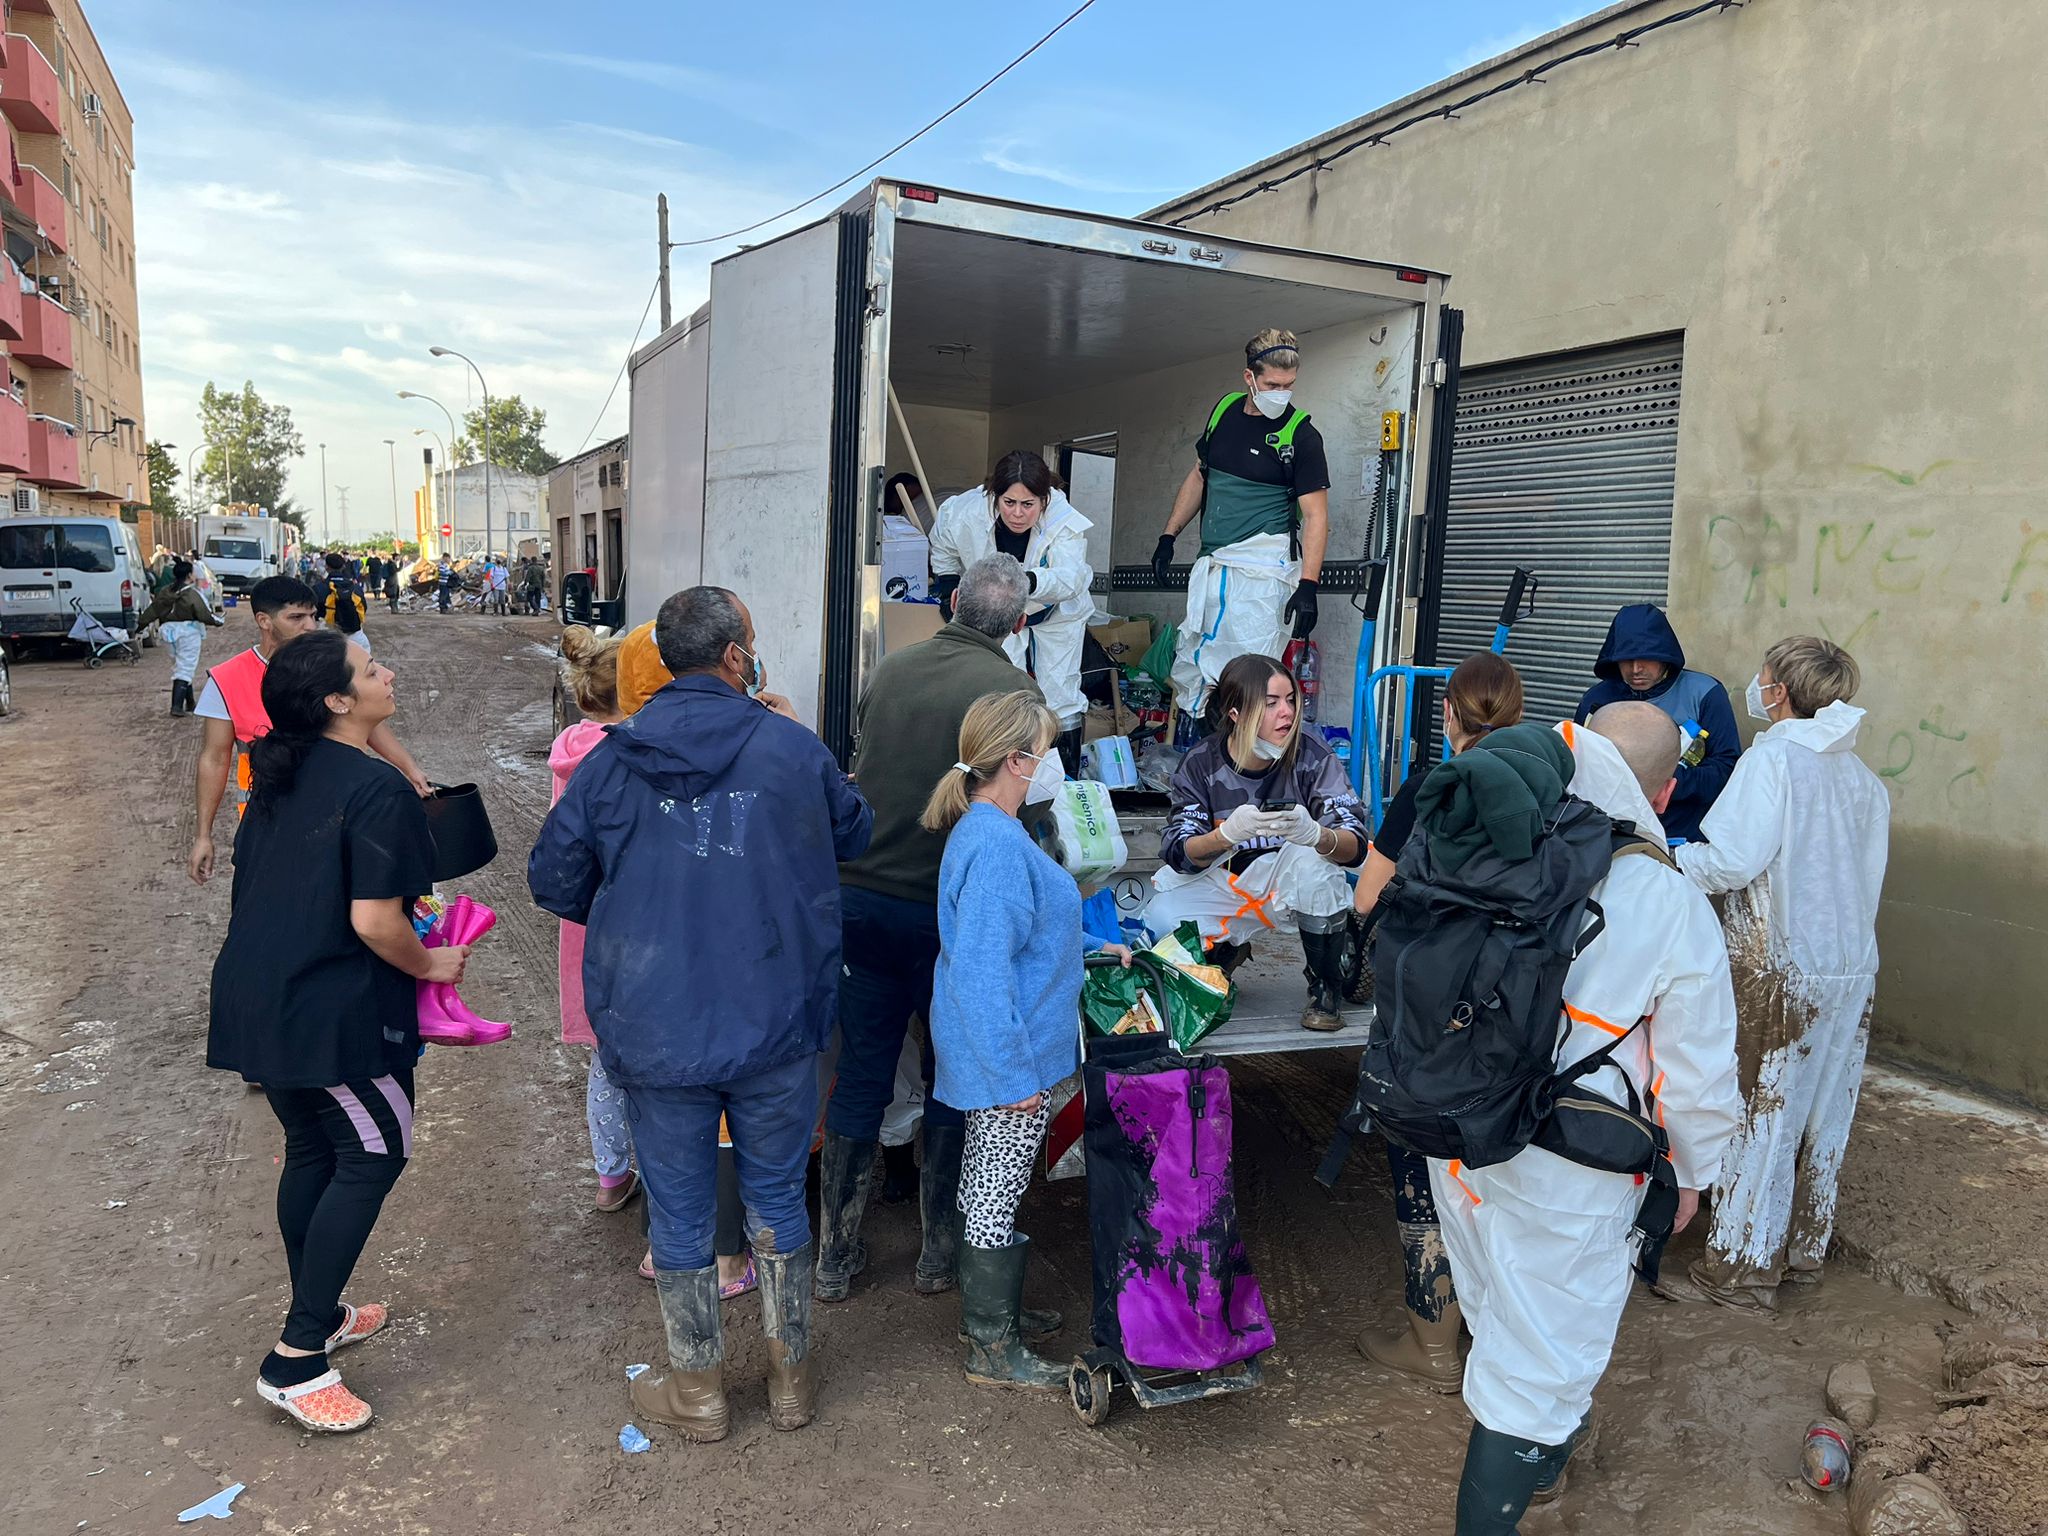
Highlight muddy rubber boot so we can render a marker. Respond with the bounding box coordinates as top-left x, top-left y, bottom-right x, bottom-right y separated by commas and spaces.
1529, 1412, 1595, 1505
758, 1241, 820, 1431
878, 1140, 918, 1205
958, 1238, 1066, 1391
630, 1265, 729, 1442
812, 1132, 876, 1303
1340, 910, 1376, 1004
1209, 940, 1250, 979
914, 1123, 965, 1294
1299, 926, 1347, 1032
1360, 1296, 1465, 1393
1454, 1422, 1568, 1536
